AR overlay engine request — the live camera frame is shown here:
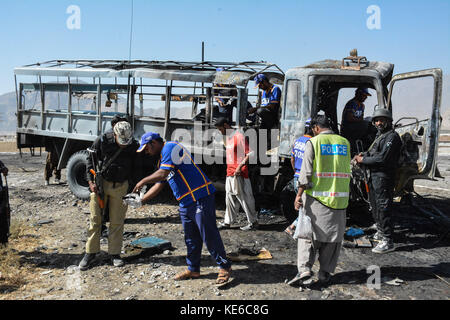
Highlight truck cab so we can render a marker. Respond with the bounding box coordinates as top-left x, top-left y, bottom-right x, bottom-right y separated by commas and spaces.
277, 51, 442, 217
